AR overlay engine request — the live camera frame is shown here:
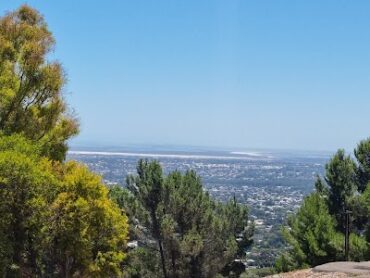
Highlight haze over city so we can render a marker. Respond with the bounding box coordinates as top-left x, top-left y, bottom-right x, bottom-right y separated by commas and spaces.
2, 2, 370, 277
